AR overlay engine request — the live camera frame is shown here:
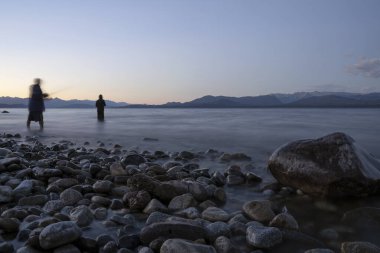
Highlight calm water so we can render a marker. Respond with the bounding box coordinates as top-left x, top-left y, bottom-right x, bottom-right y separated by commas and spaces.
1, 108, 380, 162
1, 108, 380, 250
